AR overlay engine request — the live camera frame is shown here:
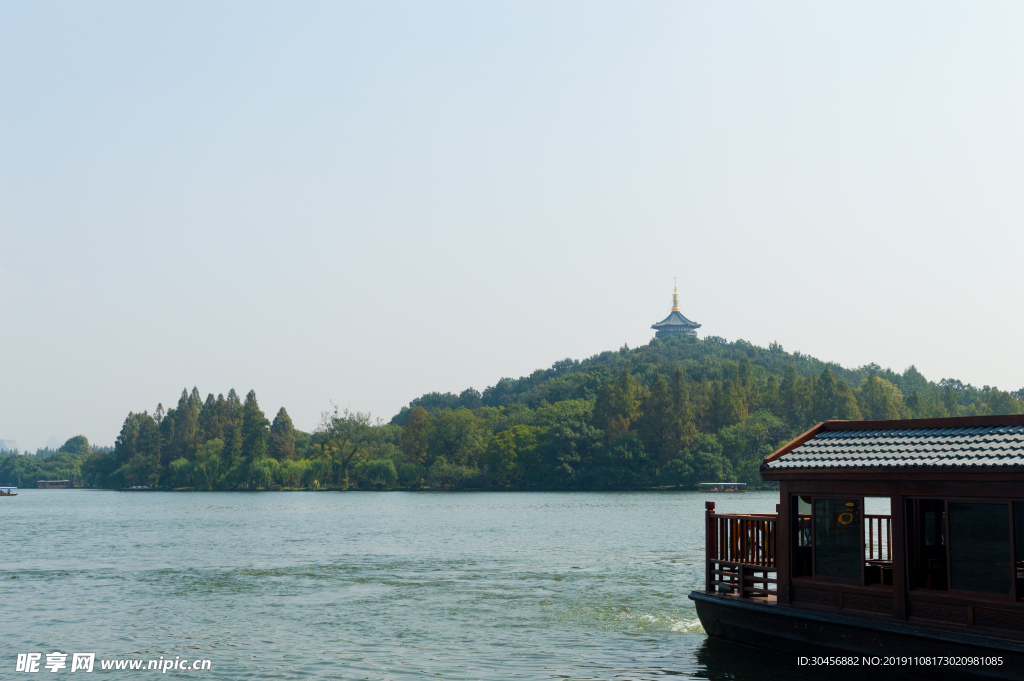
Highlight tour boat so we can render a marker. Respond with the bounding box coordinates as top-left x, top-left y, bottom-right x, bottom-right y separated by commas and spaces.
36, 479, 71, 489
0, 487, 16, 496
689, 414, 1024, 681
121, 485, 154, 491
